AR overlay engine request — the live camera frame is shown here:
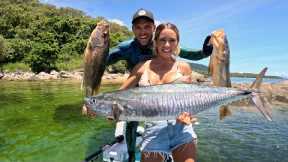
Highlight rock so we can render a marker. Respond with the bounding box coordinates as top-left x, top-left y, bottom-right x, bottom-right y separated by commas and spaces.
22, 72, 34, 80
28, 75, 39, 81
50, 70, 59, 76
274, 95, 288, 104
3, 72, 26, 80
279, 80, 288, 85
0, 72, 4, 79
71, 72, 83, 80
59, 71, 73, 78
36, 72, 52, 80
191, 71, 207, 82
